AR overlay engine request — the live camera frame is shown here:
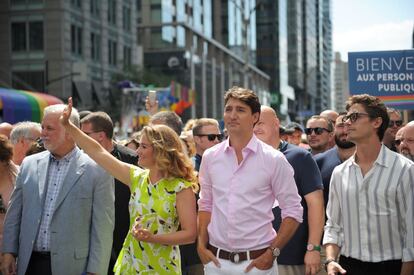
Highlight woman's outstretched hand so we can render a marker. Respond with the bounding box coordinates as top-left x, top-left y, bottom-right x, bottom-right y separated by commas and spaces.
60, 97, 73, 127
